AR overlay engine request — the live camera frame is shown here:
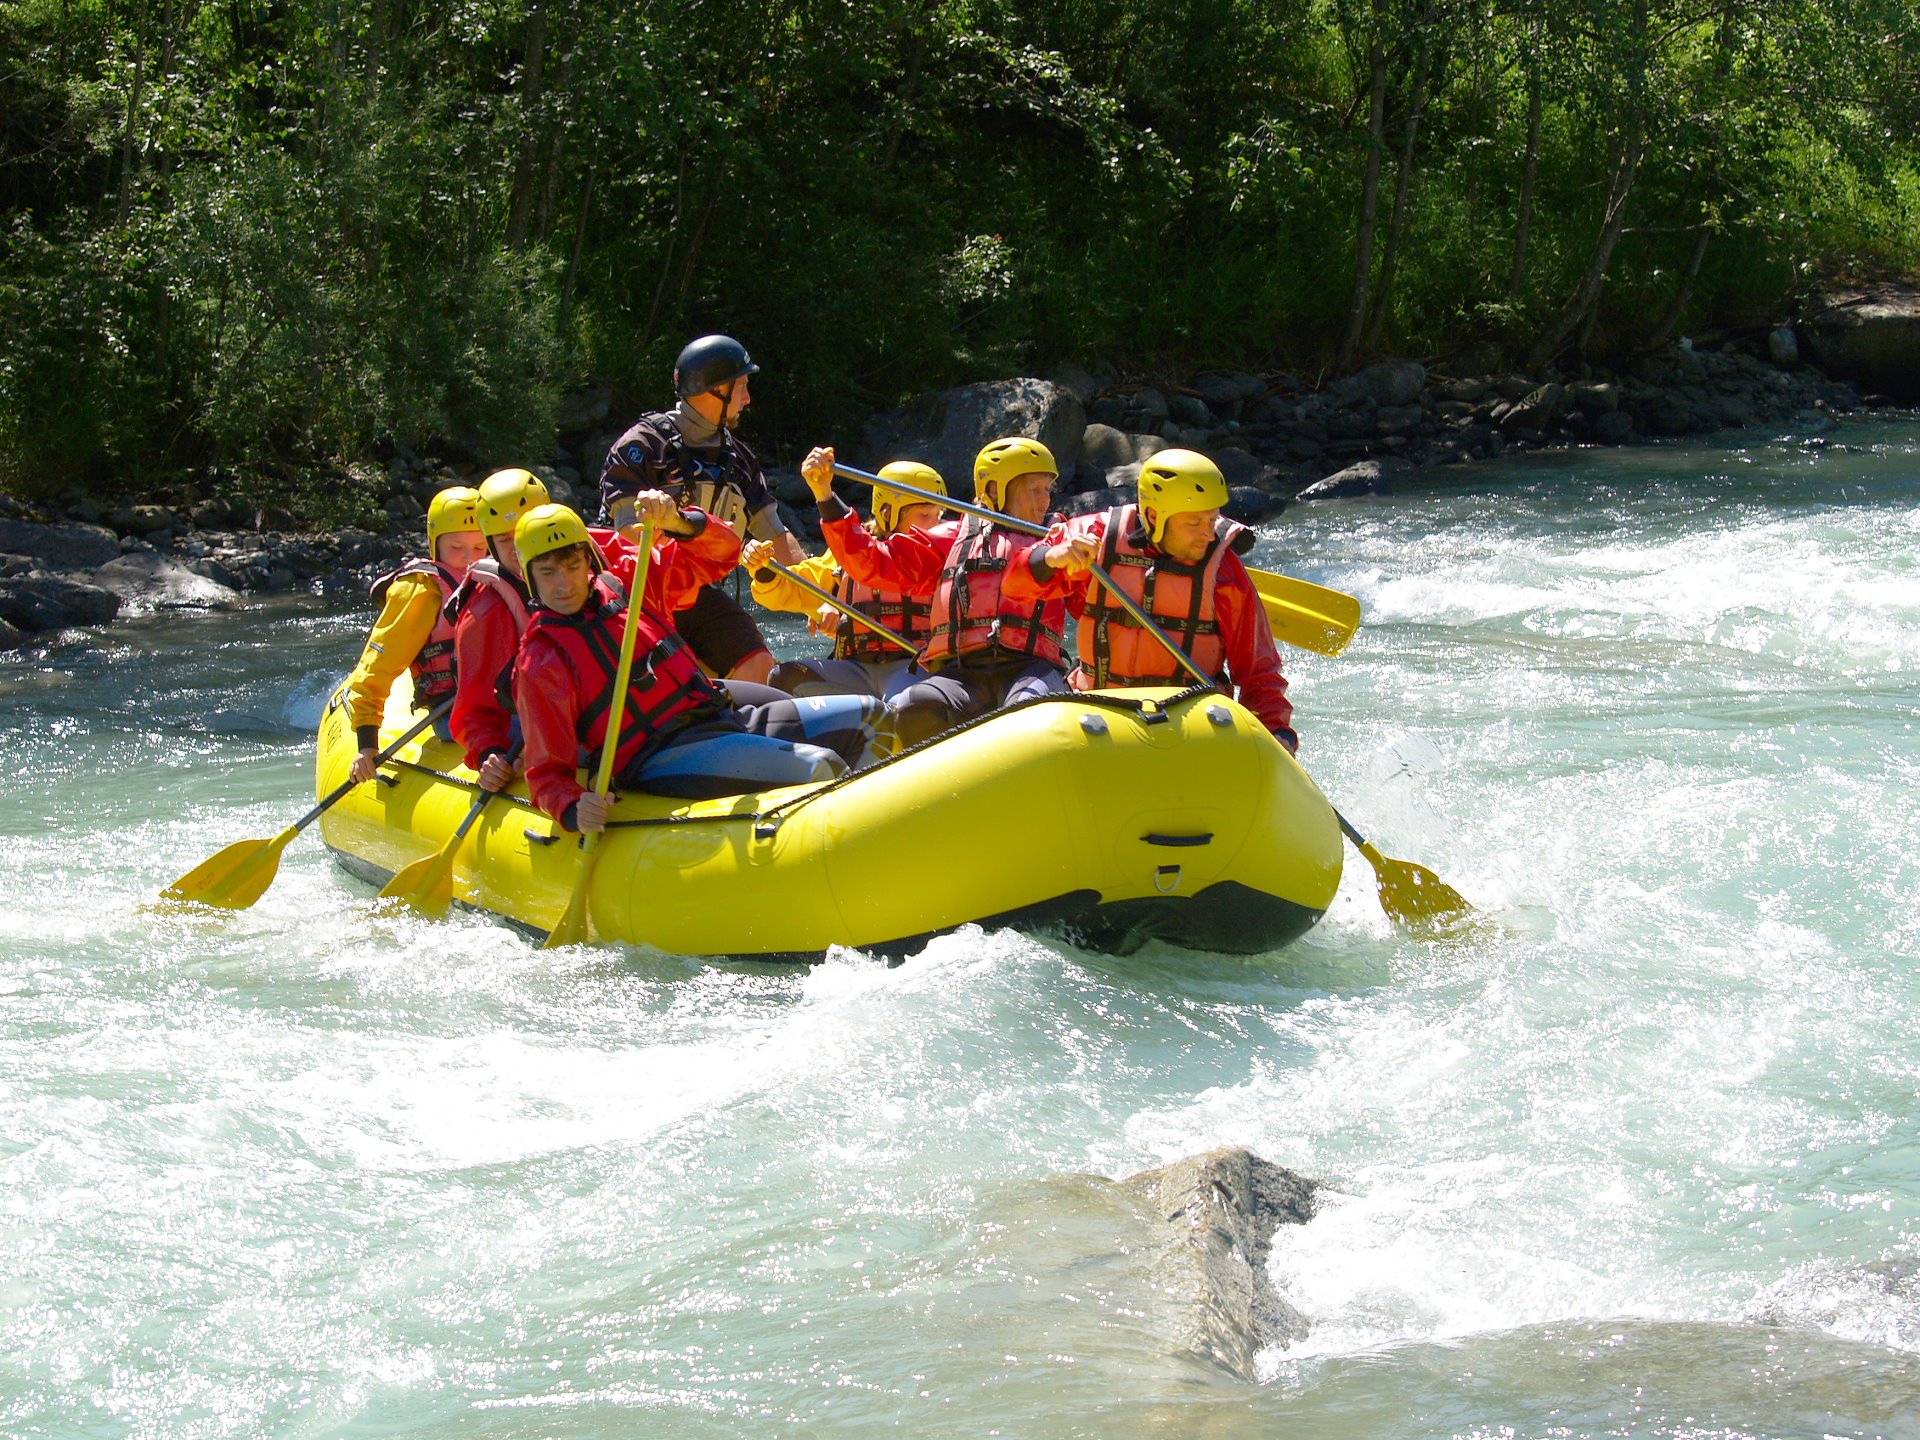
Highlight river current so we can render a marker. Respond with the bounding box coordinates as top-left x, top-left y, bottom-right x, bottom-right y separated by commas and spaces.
3, 423, 1918, 1438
